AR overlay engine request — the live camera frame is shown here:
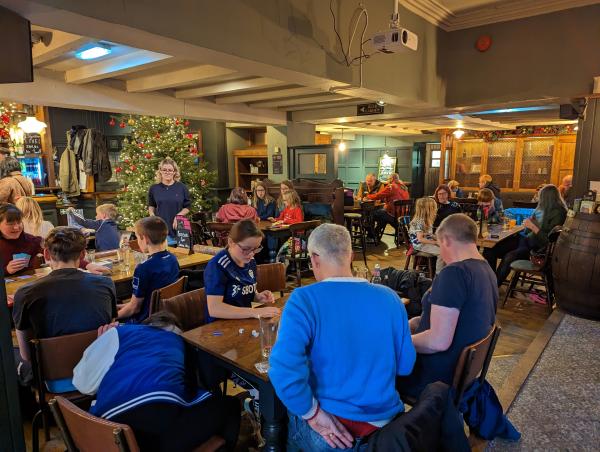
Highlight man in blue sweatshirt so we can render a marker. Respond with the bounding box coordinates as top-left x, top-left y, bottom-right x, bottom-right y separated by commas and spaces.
269, 223, 416, 451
